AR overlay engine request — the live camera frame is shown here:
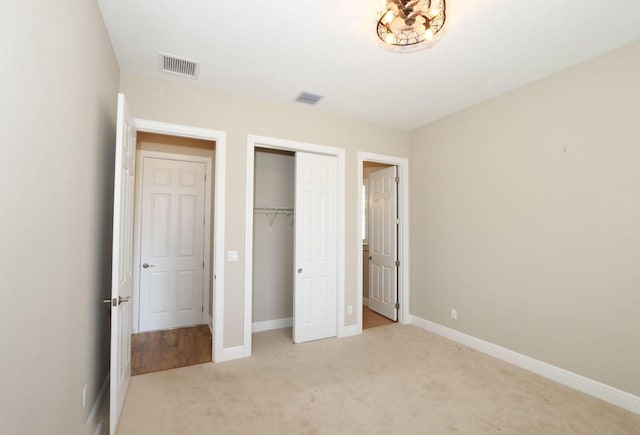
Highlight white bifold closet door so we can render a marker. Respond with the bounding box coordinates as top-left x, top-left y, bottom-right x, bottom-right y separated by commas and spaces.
293, 152, 338, 343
